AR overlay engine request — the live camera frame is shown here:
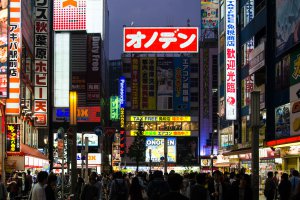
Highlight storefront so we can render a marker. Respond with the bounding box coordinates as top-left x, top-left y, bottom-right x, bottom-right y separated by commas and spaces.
77, 153, 102, 174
